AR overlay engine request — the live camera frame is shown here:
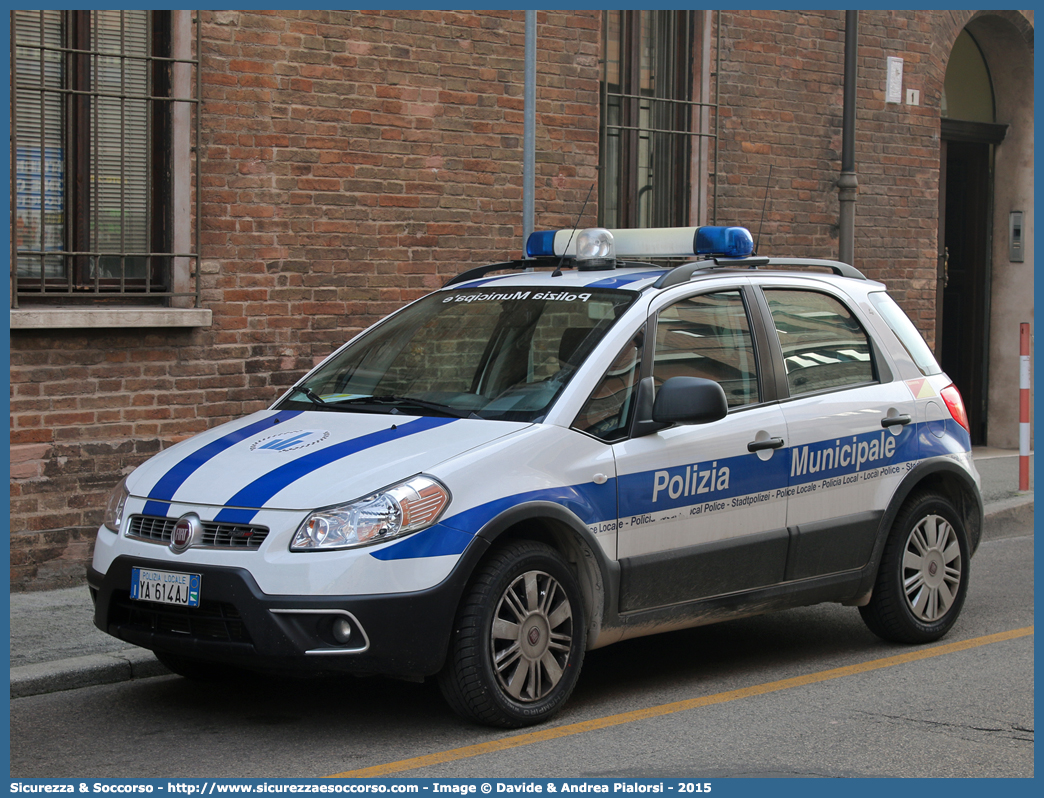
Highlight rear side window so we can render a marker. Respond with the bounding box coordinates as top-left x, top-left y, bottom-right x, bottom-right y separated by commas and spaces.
764, 289, 874, 396
869, 291, 942, 376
